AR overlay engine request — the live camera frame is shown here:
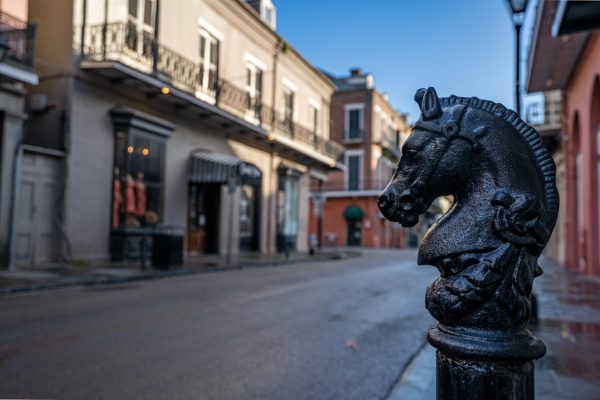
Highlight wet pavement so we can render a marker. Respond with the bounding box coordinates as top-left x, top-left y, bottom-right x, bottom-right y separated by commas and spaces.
386, 256, 600, 400
531, 258, 600, 400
